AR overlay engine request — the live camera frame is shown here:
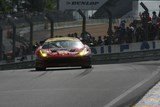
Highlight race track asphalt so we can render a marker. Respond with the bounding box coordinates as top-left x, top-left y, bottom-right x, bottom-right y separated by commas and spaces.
0, 61, 159, 107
